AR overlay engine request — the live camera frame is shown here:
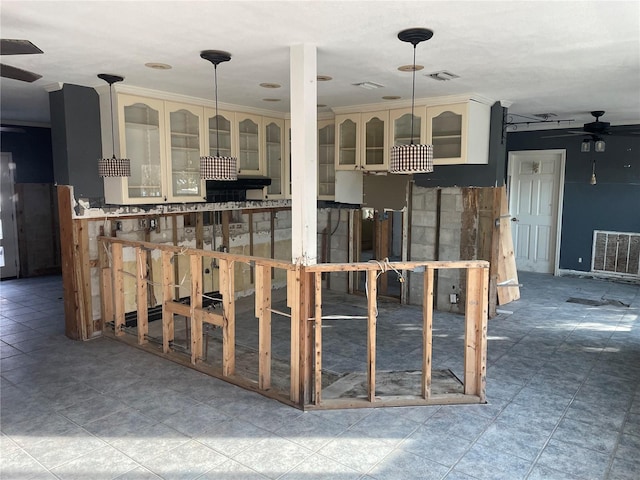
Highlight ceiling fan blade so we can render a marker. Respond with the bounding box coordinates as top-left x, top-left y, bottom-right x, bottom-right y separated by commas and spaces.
0, 63, 42, 82
542, 132, 585, 138
0, 39, 43, 55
